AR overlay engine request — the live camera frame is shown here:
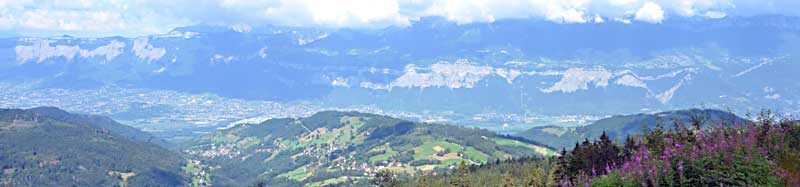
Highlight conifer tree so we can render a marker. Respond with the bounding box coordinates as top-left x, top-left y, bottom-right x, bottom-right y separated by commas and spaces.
449, 161, 472, 187
415, 175, 430, 187
623, 135, 637, 157
526, 168, 545, 187
503, 172, 514, 187
372, 170, 400, 187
